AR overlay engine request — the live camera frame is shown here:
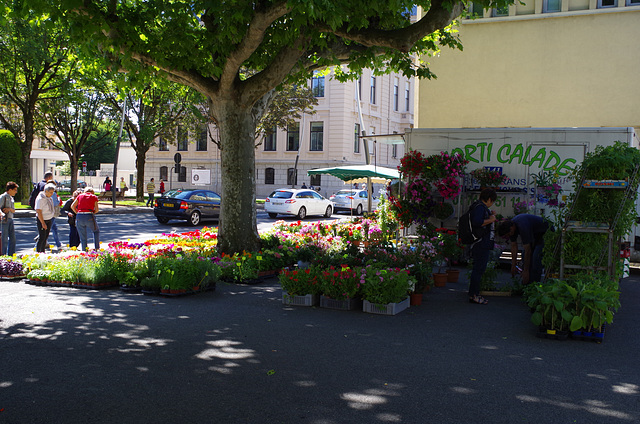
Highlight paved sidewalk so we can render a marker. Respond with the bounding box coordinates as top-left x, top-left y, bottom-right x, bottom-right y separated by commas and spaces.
0, 269, 638, 424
